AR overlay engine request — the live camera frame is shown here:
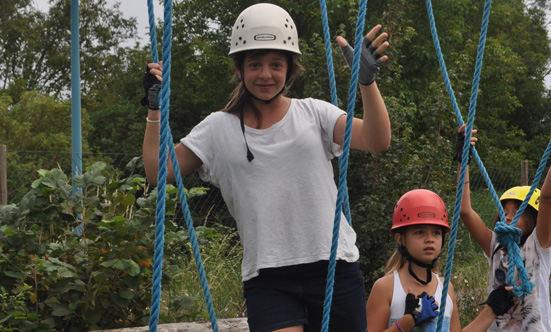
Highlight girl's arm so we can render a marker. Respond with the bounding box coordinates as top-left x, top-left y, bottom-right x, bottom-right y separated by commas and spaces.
333, 25, 391, 153
366, 275, 424, 332
448, 280, 497, 332
366, 275, 415, 332
456, 125, 493, 256
461, 306, 497, 332
142, 63, 203, 185
536, 166, 551, 249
